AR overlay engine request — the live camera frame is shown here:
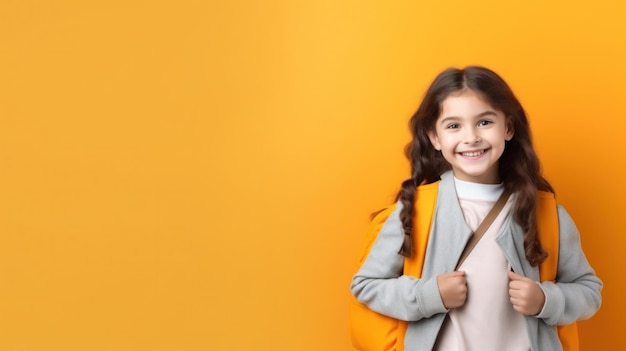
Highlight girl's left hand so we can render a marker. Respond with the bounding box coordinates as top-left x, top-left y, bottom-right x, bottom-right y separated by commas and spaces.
508, 271, 546, 316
